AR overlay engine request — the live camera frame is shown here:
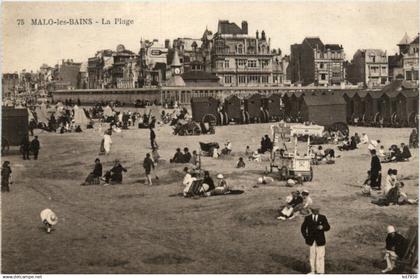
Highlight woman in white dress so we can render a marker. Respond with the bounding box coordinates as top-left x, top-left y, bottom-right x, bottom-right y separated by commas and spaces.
103, 132, 112, 155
